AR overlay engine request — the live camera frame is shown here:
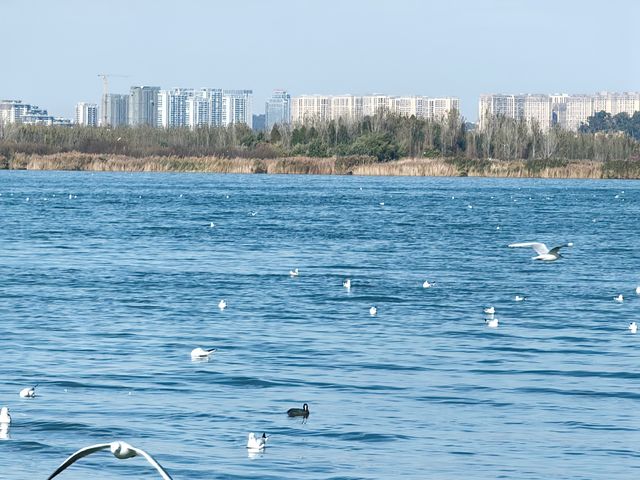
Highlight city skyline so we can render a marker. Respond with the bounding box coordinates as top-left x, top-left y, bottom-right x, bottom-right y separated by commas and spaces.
5, 88, 640, 132
1, 0, 638, 121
